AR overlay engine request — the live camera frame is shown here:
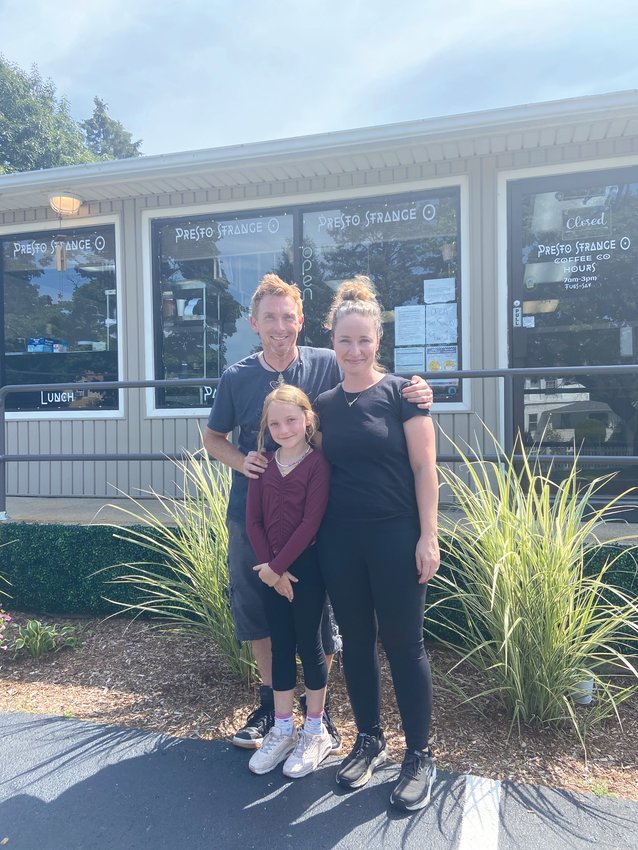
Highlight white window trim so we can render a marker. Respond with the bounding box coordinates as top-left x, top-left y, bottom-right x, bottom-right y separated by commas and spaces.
496, 153, 638, 447
0, 213, 125, 420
